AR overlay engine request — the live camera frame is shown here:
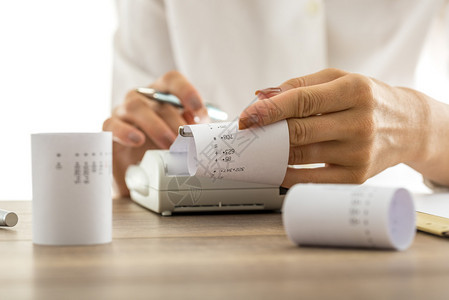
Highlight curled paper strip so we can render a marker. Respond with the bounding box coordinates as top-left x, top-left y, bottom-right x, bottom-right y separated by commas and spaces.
282, 184, 416, 251
169, 120, 289, 186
